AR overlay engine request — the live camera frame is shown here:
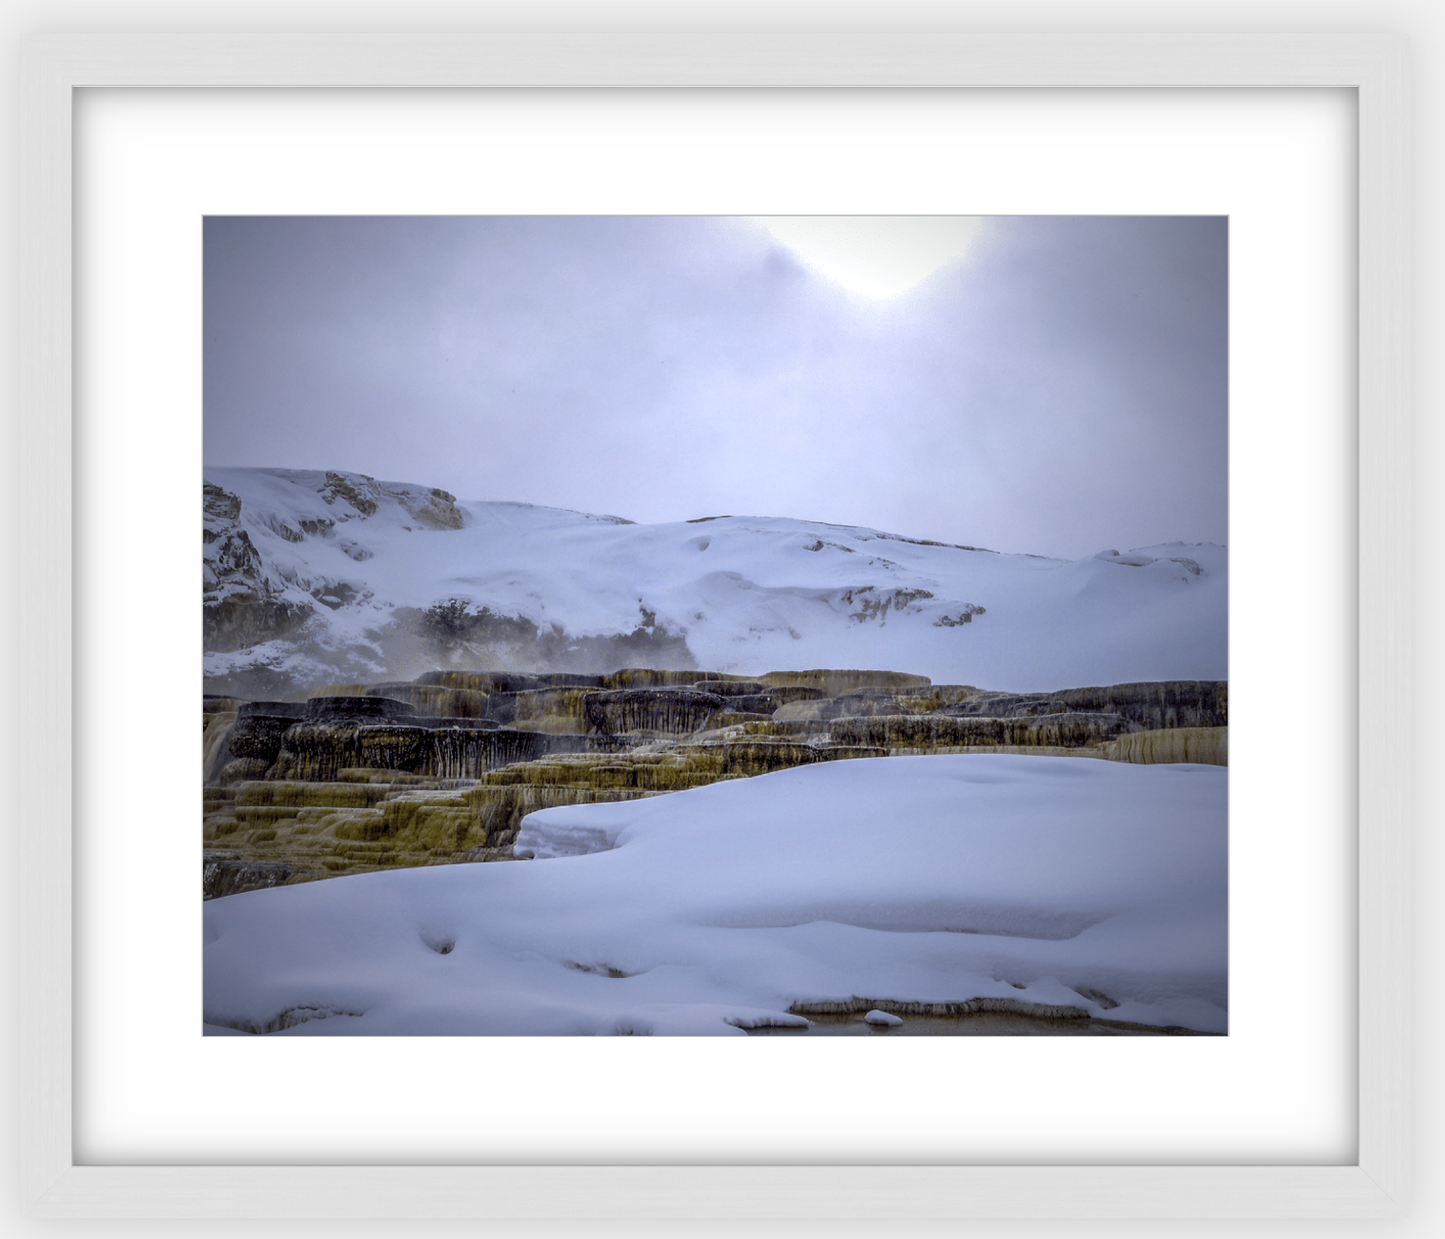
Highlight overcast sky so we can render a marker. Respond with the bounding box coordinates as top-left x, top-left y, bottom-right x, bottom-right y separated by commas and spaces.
204, 215, 1226, 560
